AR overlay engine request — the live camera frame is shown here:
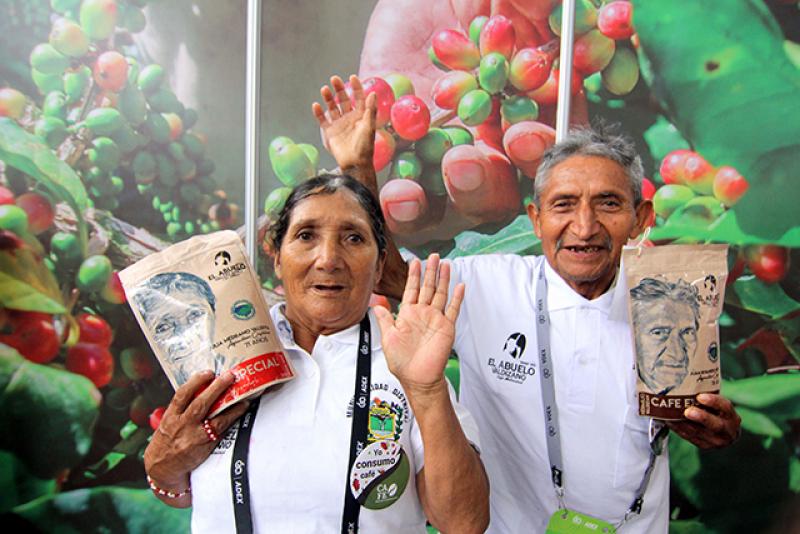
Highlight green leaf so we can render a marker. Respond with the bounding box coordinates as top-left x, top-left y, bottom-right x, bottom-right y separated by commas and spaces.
0, 246, 65, 314
644, 116, 690, 174
669, 430, 792, 528
790, 456, 800, 493
447, 215, 541, 259
634, 0, 800, 240
0, 117, 89, 253
722, 374, 800, 421
85, 428, 150, 479
669, 519, 715, 534
12, 487, 190, 533
0, 271, 64, 313
0, 345, 100, 479
650, 206, 800, 247
736, 406, 783, 438
732, 276, 800, 319
0, 450, 55, 514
